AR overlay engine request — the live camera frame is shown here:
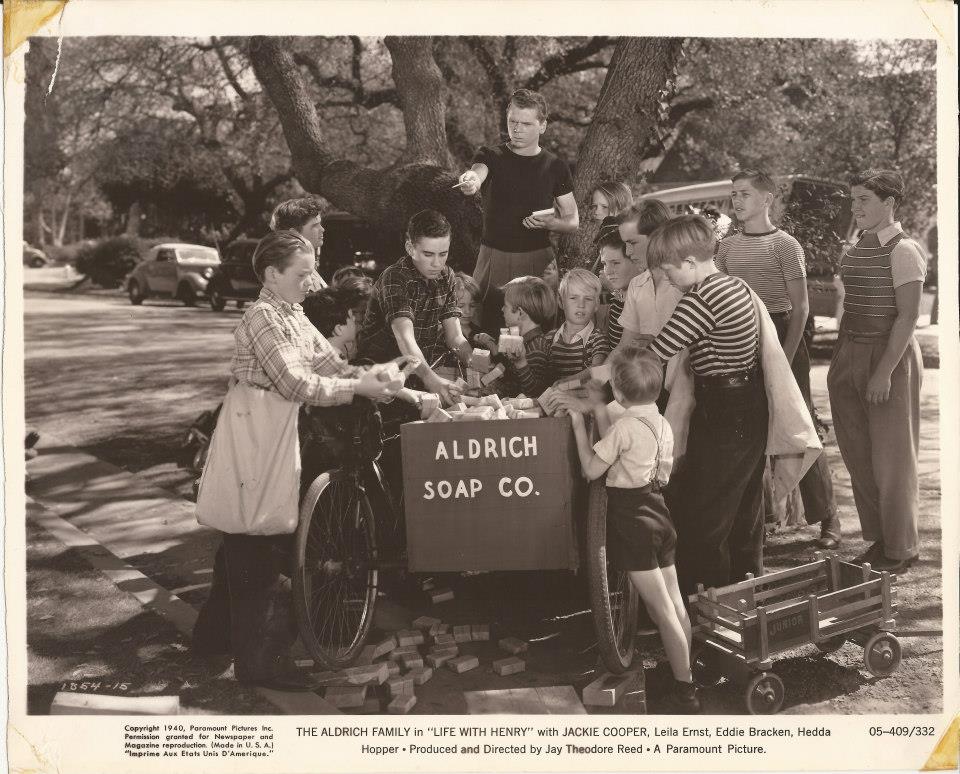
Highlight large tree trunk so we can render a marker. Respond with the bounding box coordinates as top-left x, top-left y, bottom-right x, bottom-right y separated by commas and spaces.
248, 36, 481, 269
385, 36, 450, 167
558, 38, 685, 268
